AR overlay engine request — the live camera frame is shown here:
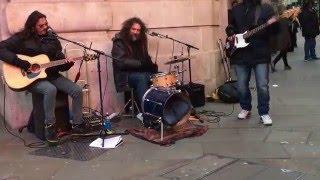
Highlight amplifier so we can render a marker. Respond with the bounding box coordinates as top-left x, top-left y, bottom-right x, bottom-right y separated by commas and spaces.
178, 82, 205, 107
